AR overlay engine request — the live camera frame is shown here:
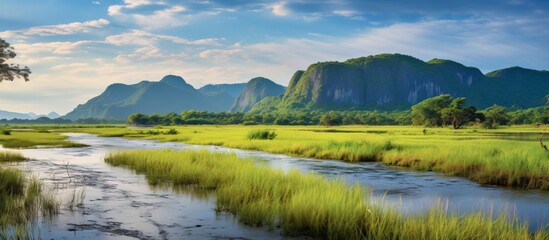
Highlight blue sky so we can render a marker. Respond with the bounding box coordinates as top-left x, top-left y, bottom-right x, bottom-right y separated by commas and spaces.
0, 0, 548, 114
